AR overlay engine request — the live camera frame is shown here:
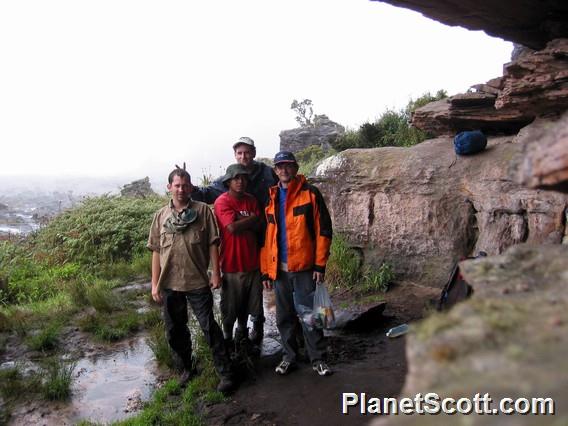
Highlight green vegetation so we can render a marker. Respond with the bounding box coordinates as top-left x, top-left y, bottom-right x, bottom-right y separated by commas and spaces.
331, 90, 447, 151
147, 322, 176, 369
41, 358, 76, 400
118, 333, 223, 426
326, 234, 395, 294
291, 98, 314, 127
0, 194, 164, 308
296, 145, 336, 177
79, 310, 140, 342
26, 322, 61, 352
